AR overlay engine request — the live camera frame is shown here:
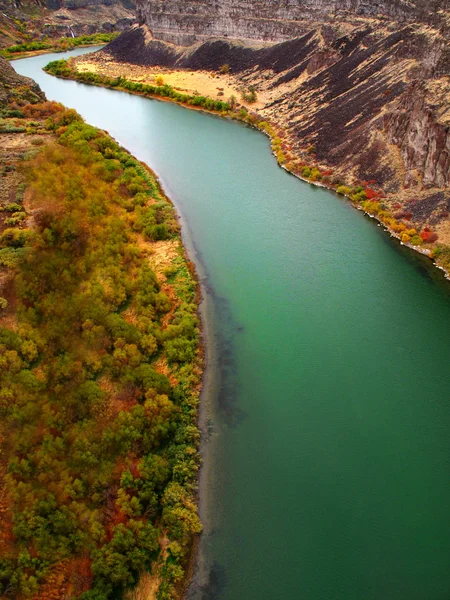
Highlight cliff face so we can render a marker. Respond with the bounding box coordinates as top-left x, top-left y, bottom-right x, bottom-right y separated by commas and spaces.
135, 0, 450, 45
384, 82, 450, 189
